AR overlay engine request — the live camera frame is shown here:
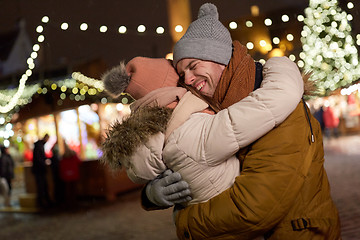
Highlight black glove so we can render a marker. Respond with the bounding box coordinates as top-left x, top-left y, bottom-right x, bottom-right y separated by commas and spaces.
146, 169, 192, 207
